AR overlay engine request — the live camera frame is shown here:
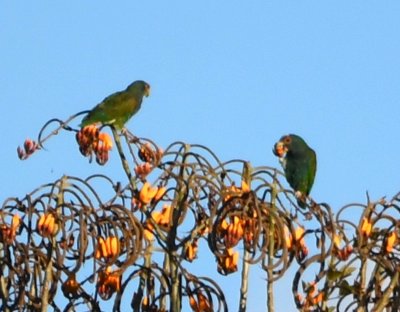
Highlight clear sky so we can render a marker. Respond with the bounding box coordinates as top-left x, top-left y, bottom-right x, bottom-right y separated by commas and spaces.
1, 2, 400, 311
